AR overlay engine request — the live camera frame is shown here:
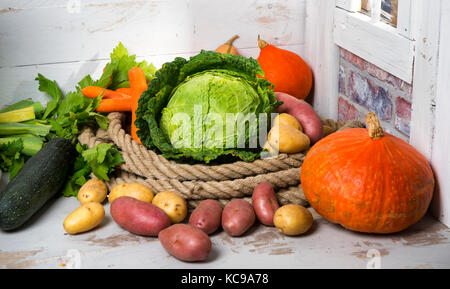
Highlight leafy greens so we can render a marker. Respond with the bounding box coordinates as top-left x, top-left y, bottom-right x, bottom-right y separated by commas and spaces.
135, 51, 280, 163
62, 143, 124, 197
